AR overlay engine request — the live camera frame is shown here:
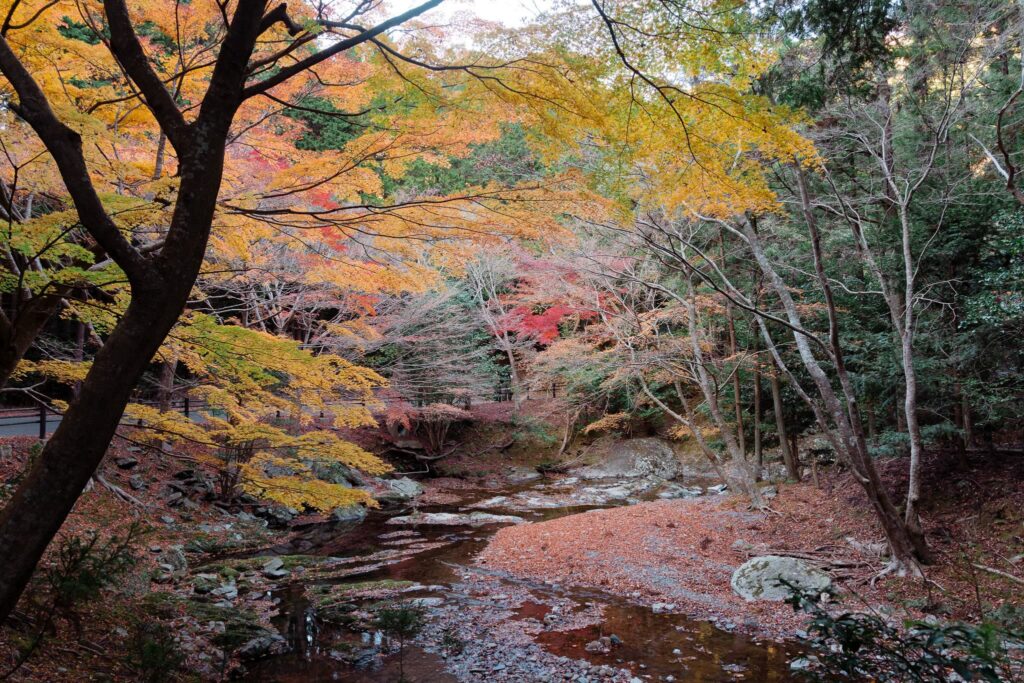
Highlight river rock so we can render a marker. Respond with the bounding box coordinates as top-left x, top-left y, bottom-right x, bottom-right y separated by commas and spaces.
506, 466, 541, 483
331, 504, 367, 523
254, 505, 297, 528
375, 476, 425, 505
655, 483, 704, 499
577, 438, 682, 480
387, 511, 524, 527
304, 459, 365, 487
731, 555, 832, 601
237, 631, 287, 660
262, 557, 290, 579
410, 596, 444, 607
